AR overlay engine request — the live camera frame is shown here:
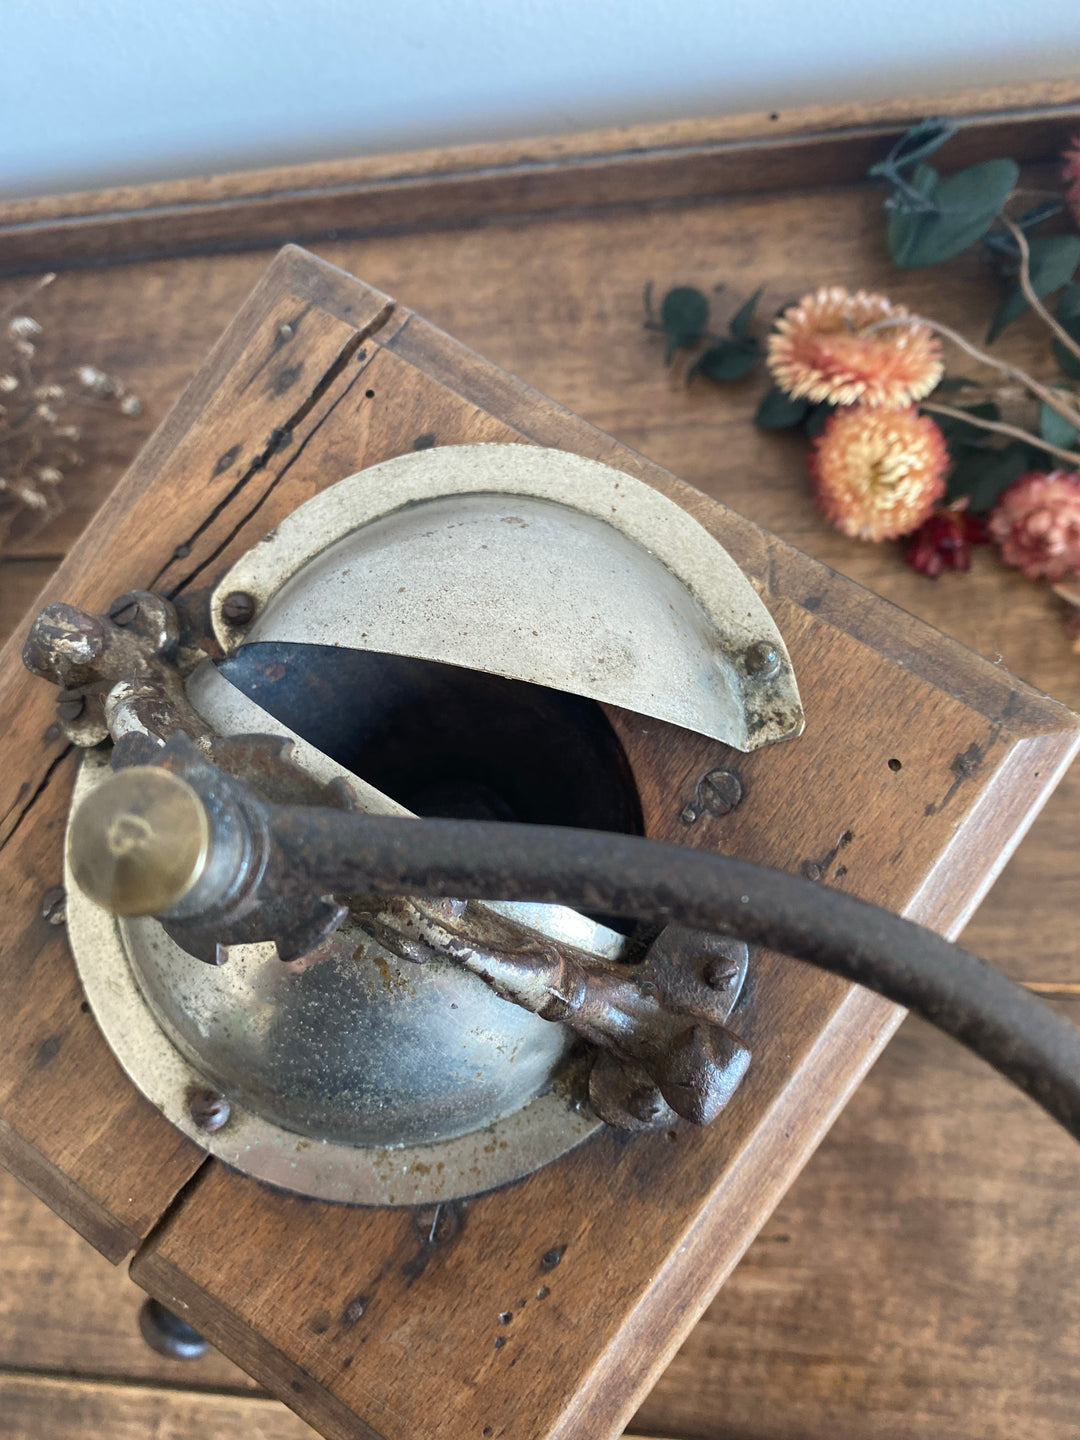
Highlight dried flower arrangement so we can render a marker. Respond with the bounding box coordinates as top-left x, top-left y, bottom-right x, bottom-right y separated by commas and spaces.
644, 119, 1080, 650
0, 274, 140, 553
